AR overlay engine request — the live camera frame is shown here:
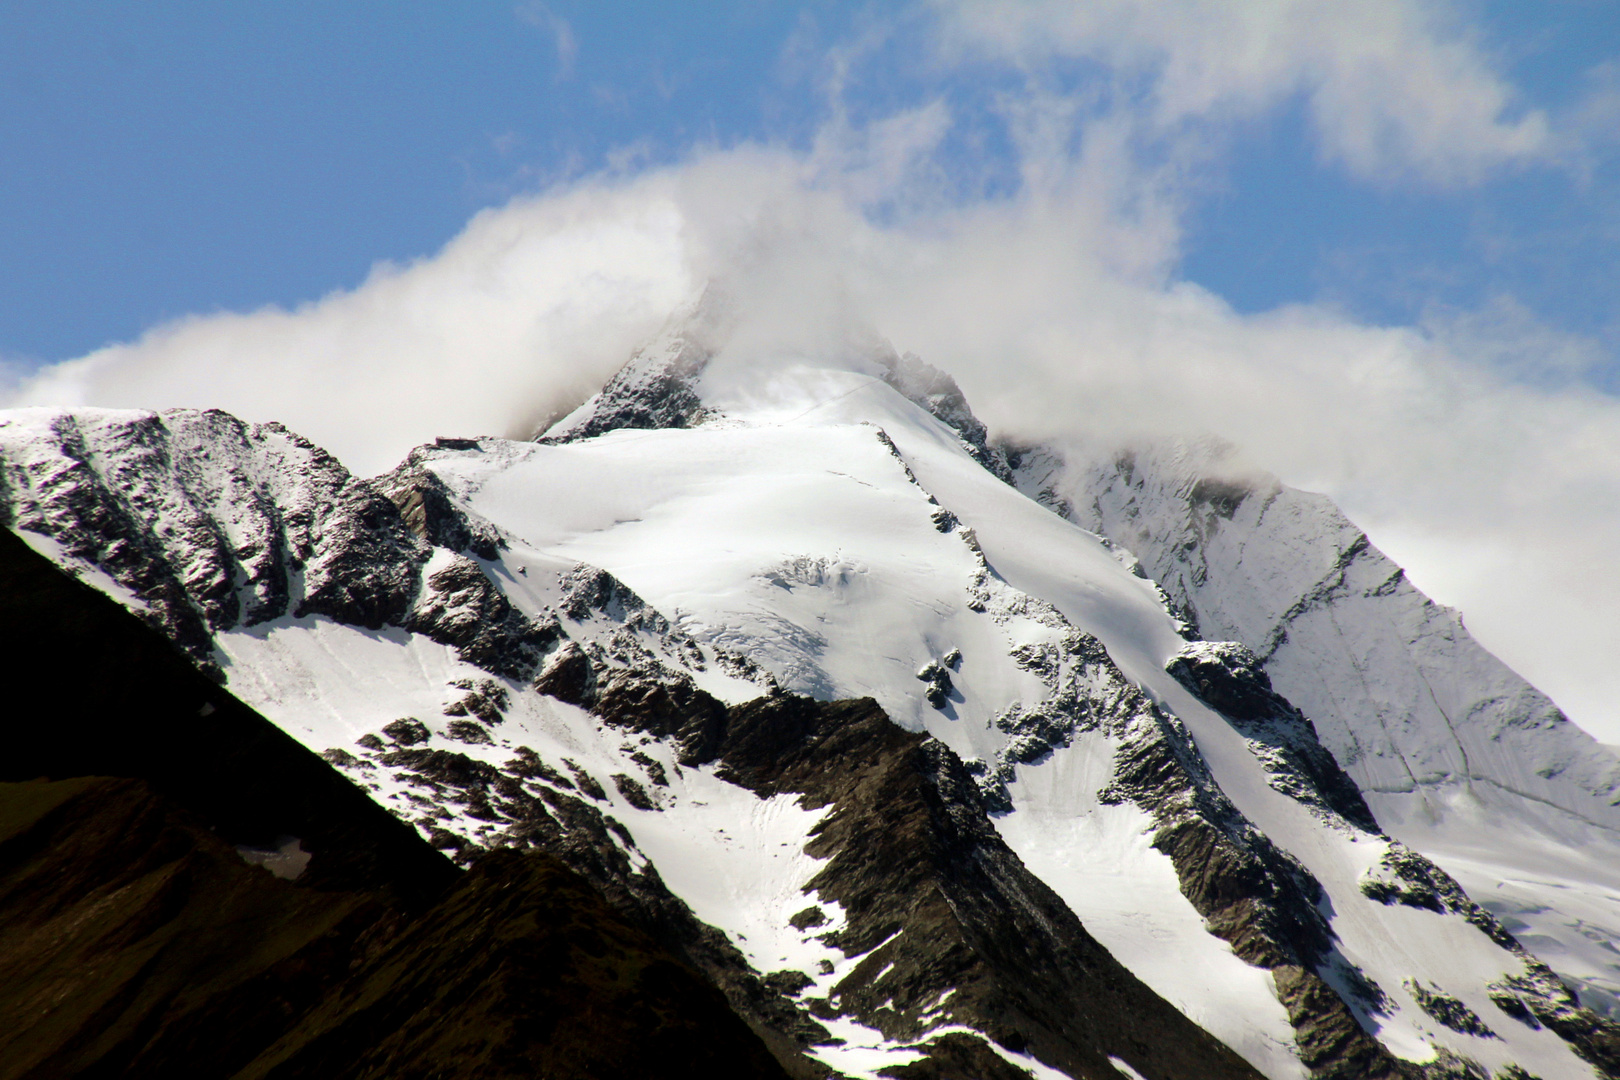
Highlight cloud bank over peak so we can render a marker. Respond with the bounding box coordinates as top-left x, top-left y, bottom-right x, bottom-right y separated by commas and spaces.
7, 0, 1618, 739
